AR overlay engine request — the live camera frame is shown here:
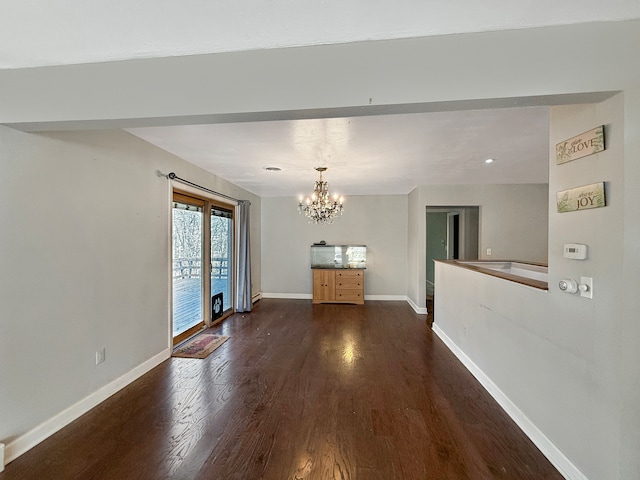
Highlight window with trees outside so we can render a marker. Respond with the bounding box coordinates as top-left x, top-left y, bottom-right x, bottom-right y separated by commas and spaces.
172, 191, 234, 345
